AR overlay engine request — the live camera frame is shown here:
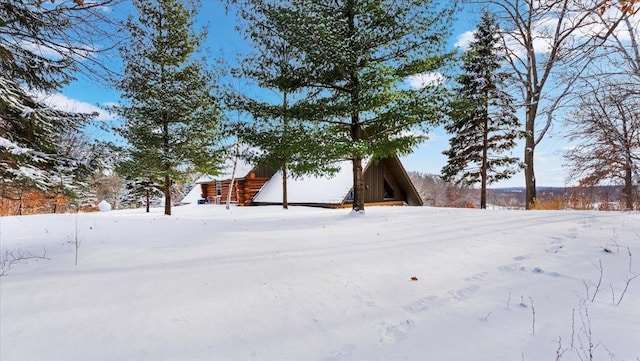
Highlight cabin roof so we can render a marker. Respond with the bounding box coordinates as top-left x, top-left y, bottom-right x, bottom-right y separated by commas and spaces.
195, 157, 256, 183
252, 161, 353, 204
252, 155, 424, 206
